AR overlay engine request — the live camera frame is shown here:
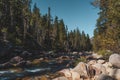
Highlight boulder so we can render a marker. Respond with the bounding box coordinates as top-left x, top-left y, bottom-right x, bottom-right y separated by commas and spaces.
73, 62, 88, 78
2, 62, 13, 67
16, 60, 26, 66
26, 60, 32, 65
87, 64, 96, 78
109, 69, 120, 80
88, 60, 96, 65
10, 56, 23, 63
92, 53, 103, 59
8, 56, 30, 67
70, 70, 80, 80
103, 62, 112, 68
97, 60, 105, 64
59, 69, 80, 80
96, 74, 115, 80
59, 69, 72, 78
103, 62, 112, 74
79, 52, 83, 55
92, 63, 107, 75
21, 51, 32, 56
72, 52, 78, 54
109, 54, 120, 68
